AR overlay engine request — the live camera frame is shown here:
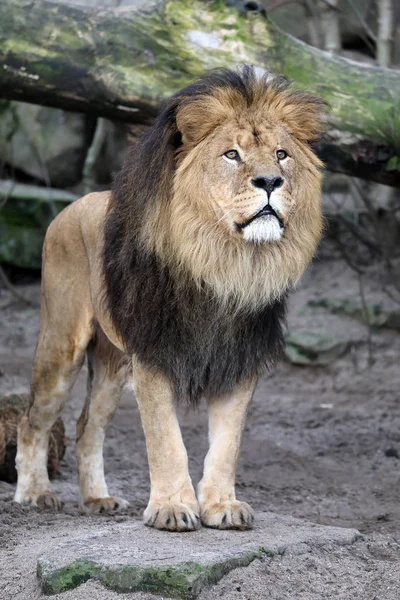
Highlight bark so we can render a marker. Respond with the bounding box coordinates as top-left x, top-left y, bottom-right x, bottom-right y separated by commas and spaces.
83, 118, 107, 195
375, 0, 395, 223
302, 0, 323, 49
377, 0, 394, 68
319, 0, 341, 54
1, 0, 400, 186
